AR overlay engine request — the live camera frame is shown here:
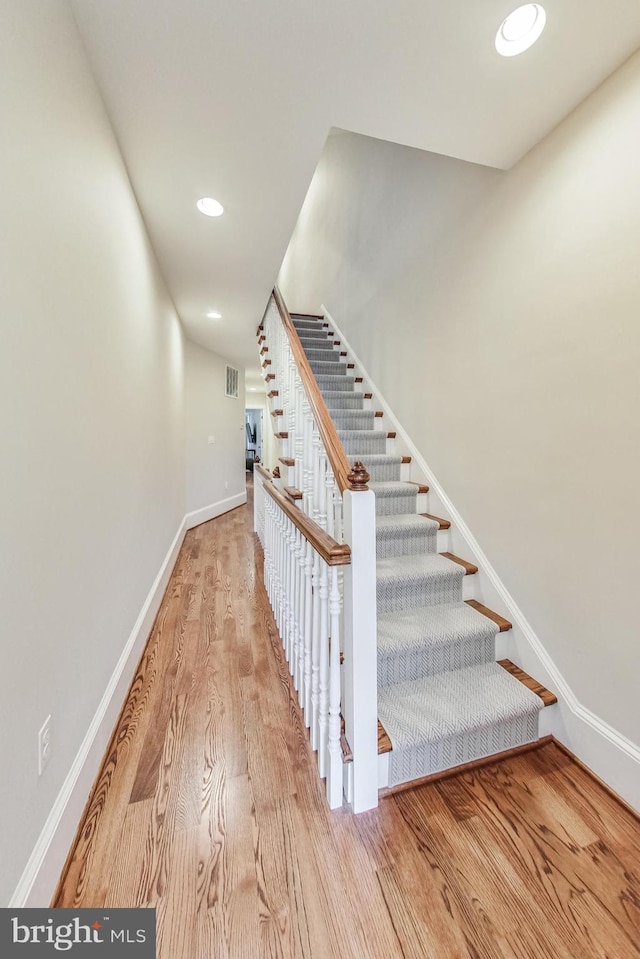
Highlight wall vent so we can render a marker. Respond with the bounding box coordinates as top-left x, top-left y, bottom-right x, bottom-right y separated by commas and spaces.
225, 365, 239, 398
